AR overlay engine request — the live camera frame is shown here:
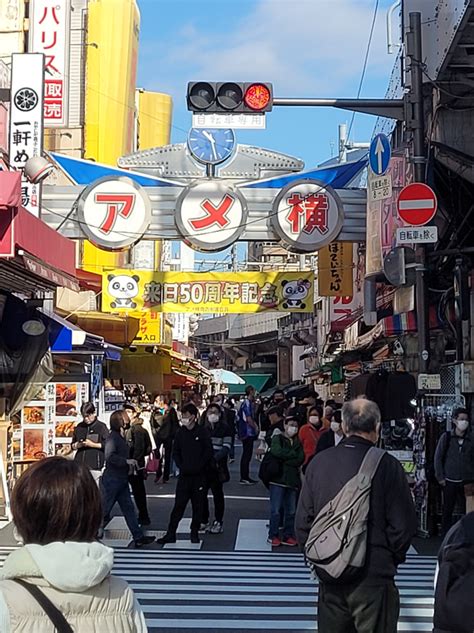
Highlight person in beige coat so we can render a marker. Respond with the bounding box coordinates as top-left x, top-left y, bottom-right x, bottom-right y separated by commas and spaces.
0, 457, 147, 633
